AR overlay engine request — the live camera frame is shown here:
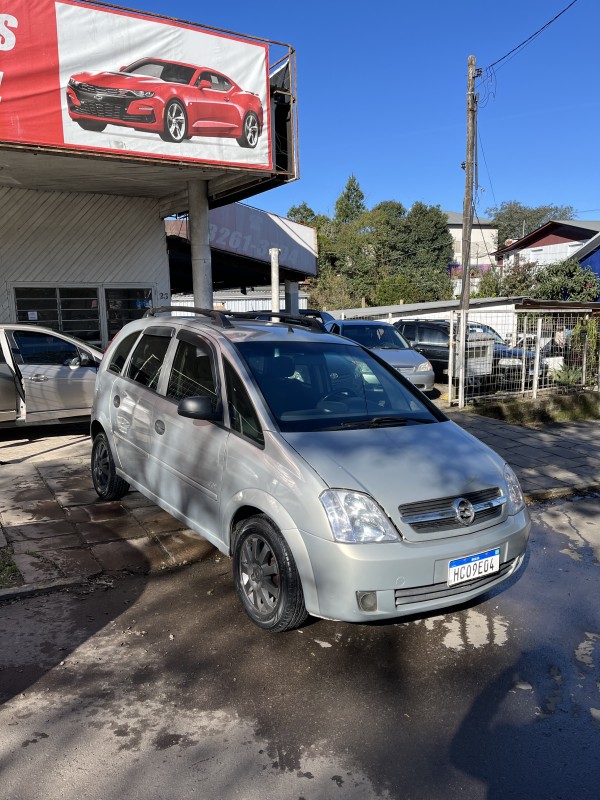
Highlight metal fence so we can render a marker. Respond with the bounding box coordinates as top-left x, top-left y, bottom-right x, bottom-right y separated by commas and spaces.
334, 305, 599, 406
